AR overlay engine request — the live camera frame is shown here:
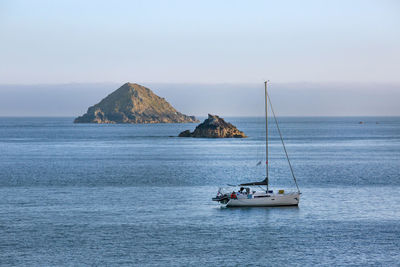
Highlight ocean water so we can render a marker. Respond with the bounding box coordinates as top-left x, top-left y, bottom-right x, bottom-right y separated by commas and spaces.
0, 117, 399, 266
